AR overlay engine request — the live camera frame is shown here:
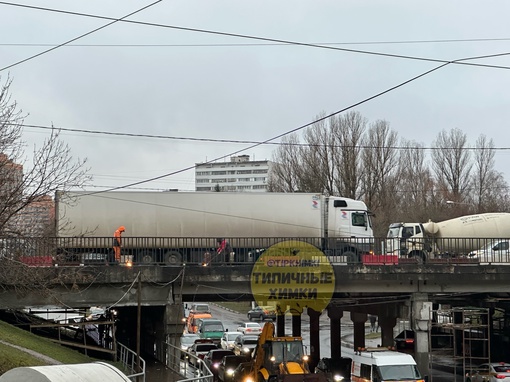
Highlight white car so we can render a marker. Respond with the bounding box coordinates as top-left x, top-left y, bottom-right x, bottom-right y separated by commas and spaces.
236, 322, 262, 335
468, 240, 510, 263
220, 331, 243, 350
466, 362, 510, 382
